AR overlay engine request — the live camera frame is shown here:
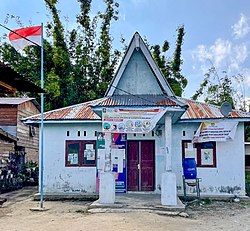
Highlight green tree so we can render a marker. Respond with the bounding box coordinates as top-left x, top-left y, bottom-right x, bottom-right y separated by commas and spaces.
45, 0, 72, 109
151, 25, 187, 96
0, 0, 120, 110
191, 65, 236, 108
